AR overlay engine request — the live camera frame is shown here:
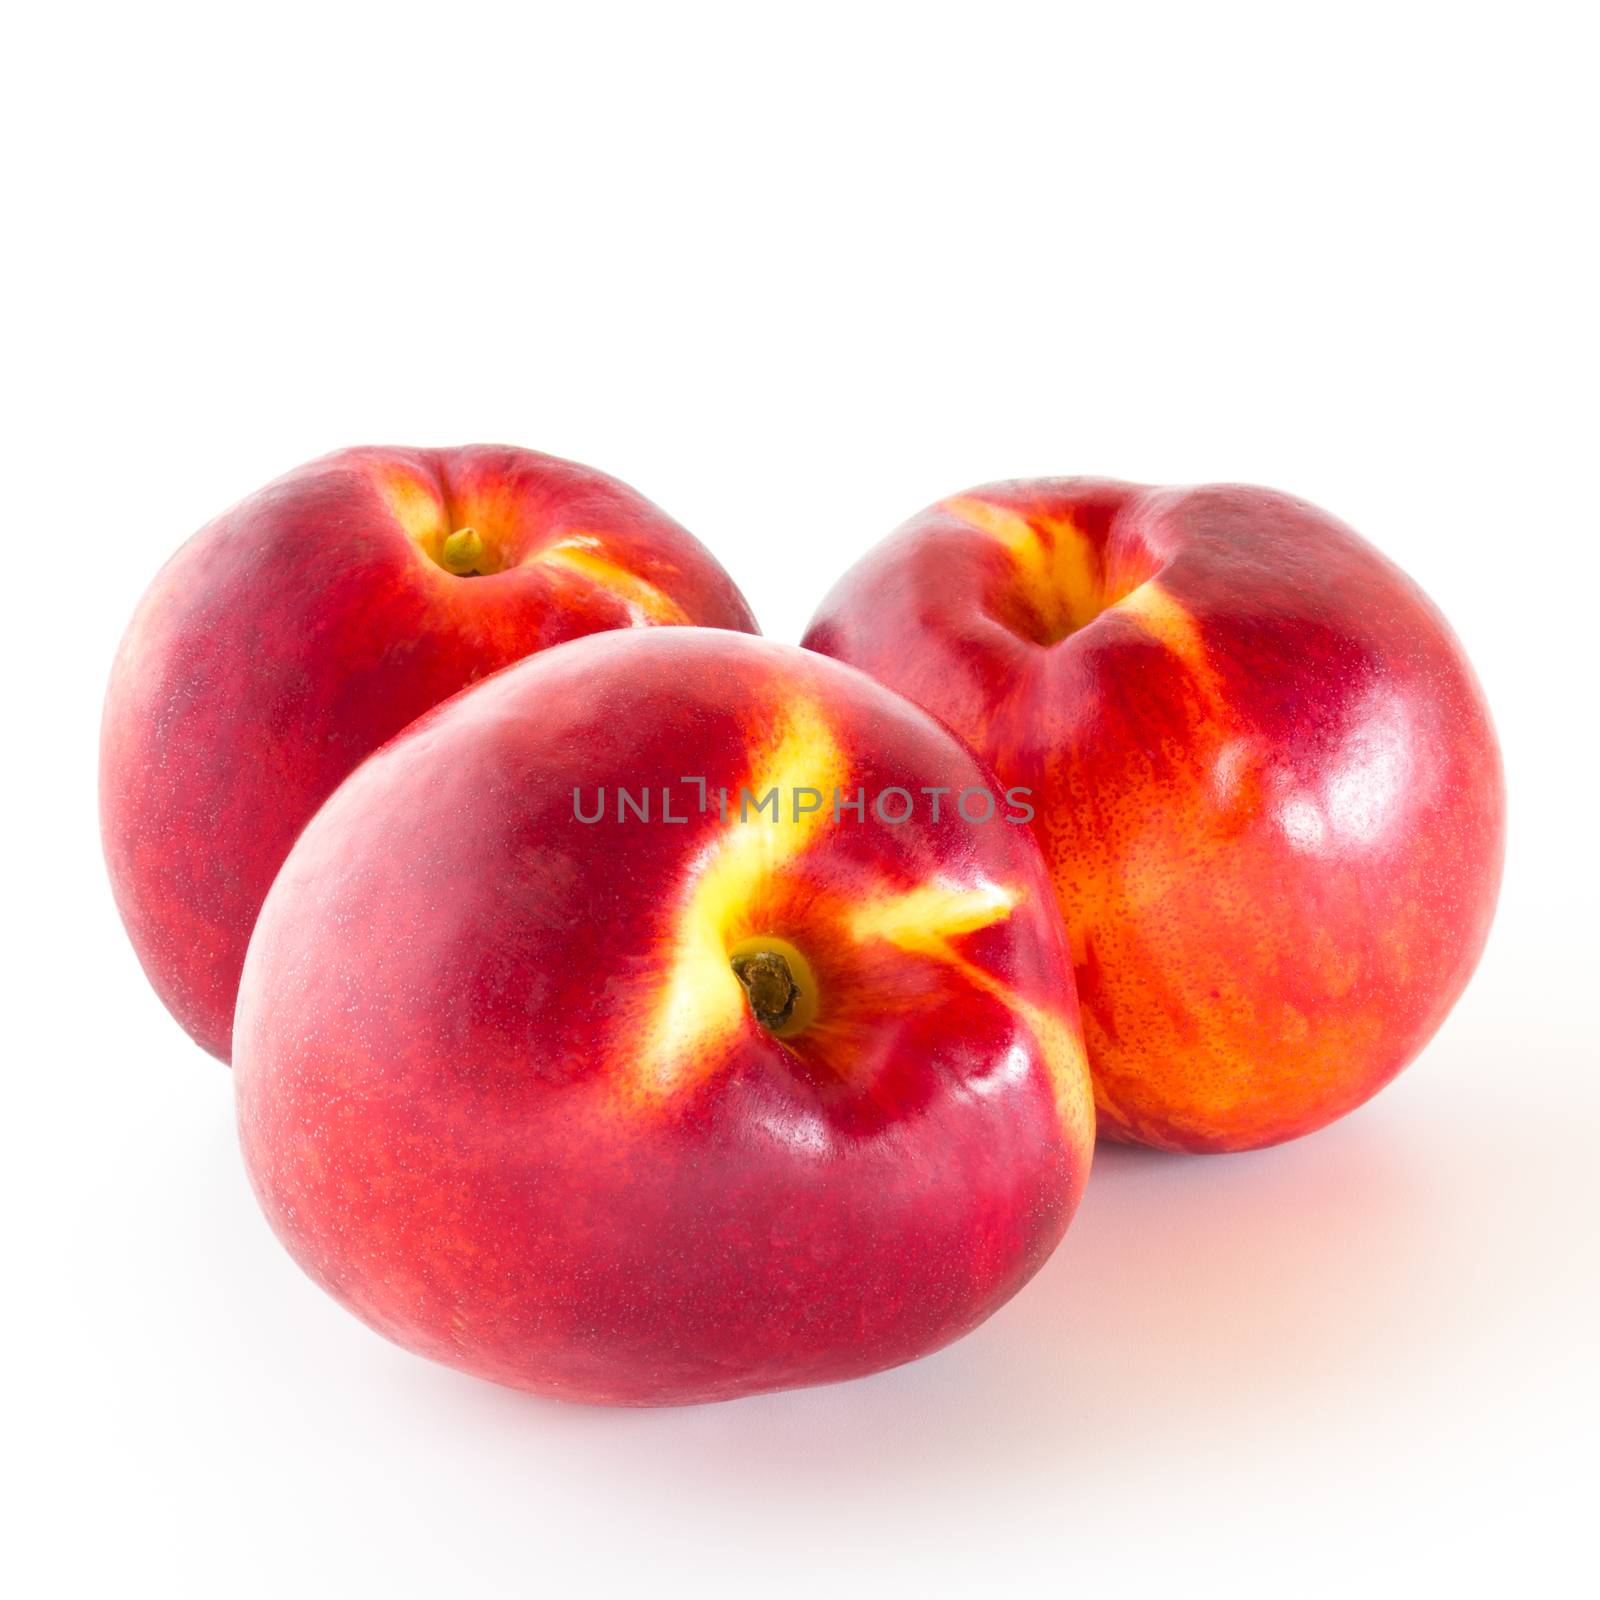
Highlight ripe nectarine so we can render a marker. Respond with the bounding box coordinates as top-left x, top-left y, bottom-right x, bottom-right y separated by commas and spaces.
101, 445, 756, 1061
234, 629, 1094, 1403
805, 479, 1504, 1152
